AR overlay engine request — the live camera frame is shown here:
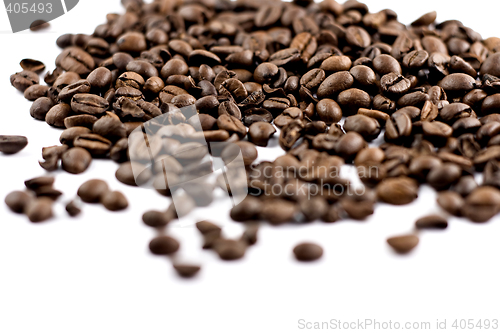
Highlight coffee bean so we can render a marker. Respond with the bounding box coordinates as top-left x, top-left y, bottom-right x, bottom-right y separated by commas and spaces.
56, 47, 95, 75
30, 19, 50, 31
30, 97, 54, 120
463, 186, 500, 222
343, 114, 381, 141
64, 114, 98, 129
387, 234, 419, 254
74, 133, 112, 157
5, 191, 32, 213
241, 224, 259, 246
0, 136, 28, 154
230, 196, 262, 222
142, 210, 173, 228
24, 84, 49, 101
213, 239, 247, 260
149, 236, 180, 255
66, 201, 81, 217
10, 70, 39, 92
61, 147, 92, 174
437, 191, 464, 216
248, 122, 276, 147
77, 179, 109, 203
71, 93, 109, 115
337, 88, 371, 115
101, 191, 128, 211
293, 242, 323, 261
173, 264, 201, 278
116, 162, 152, 186
46, 103, 72, 128
415, 215, 448, 230
377, 177, 419, 205
260, 199, 297, 225
221, 142, 258, 166
317, 71, 353, 99
373, 54, 402, 75
20, 59, 45, 73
